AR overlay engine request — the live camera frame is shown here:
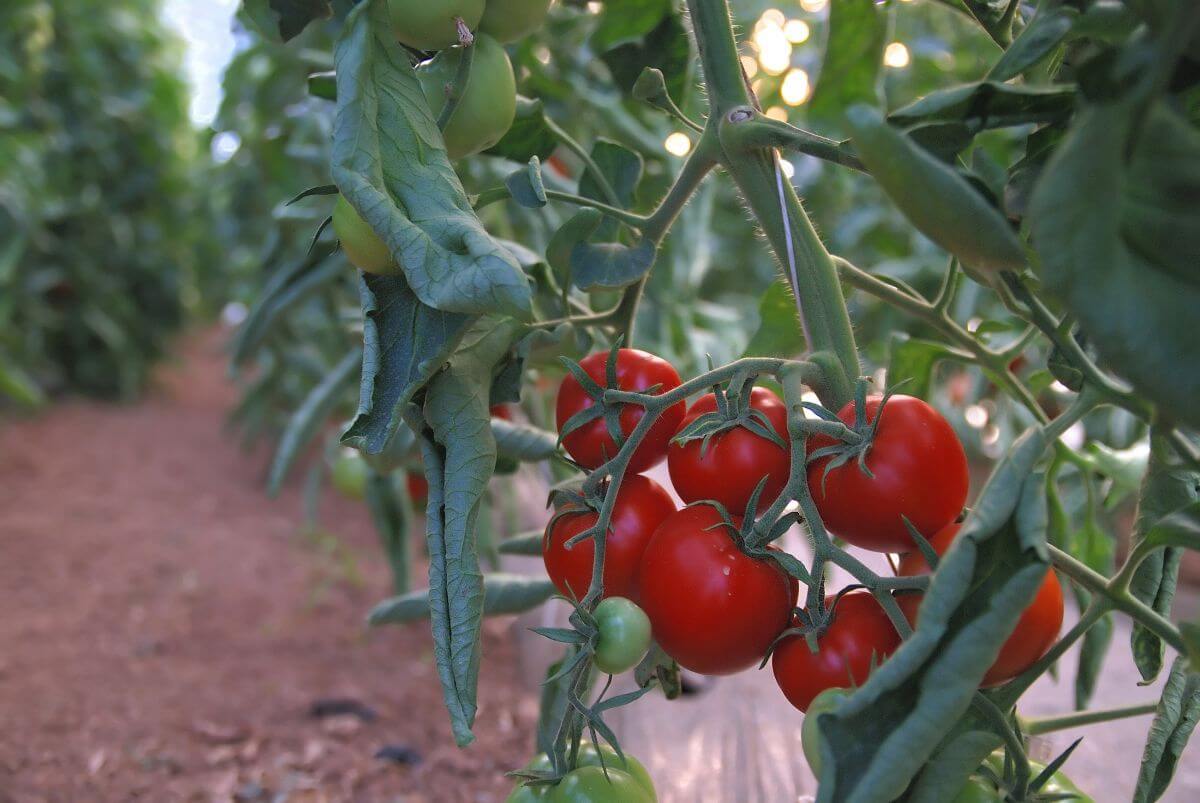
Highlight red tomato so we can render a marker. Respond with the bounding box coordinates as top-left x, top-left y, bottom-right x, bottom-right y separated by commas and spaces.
406, 471, 429, 504
555, 349, 685, 473
636, 504, 797, 675
807, 395, 968, 553
543, 475, 676, 600
667, 387, 791, 514
490, 404, 515, 421
771, 589, 902, 712
895, 523, 1064, 687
